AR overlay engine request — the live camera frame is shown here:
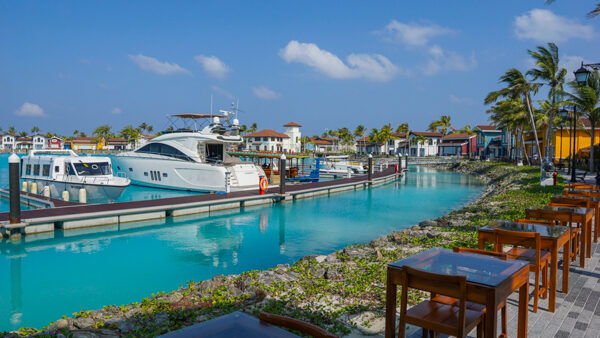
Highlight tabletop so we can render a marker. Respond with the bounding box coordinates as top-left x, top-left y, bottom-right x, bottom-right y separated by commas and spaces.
530, 205, 593, 215
555, 194, 600, 203
388, 247, 529, 288
159, 311, 299, 338
480, 220, 569, 239
564, 188, 600, 193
